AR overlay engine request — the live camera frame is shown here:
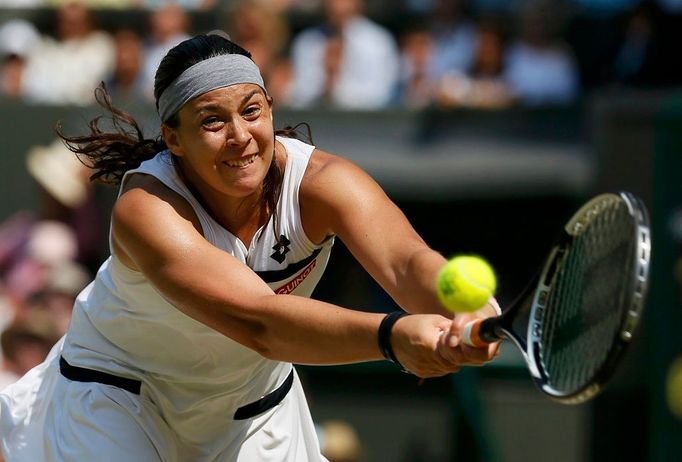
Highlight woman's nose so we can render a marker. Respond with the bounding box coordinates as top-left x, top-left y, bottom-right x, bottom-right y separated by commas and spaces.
227, 119, 251, 146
